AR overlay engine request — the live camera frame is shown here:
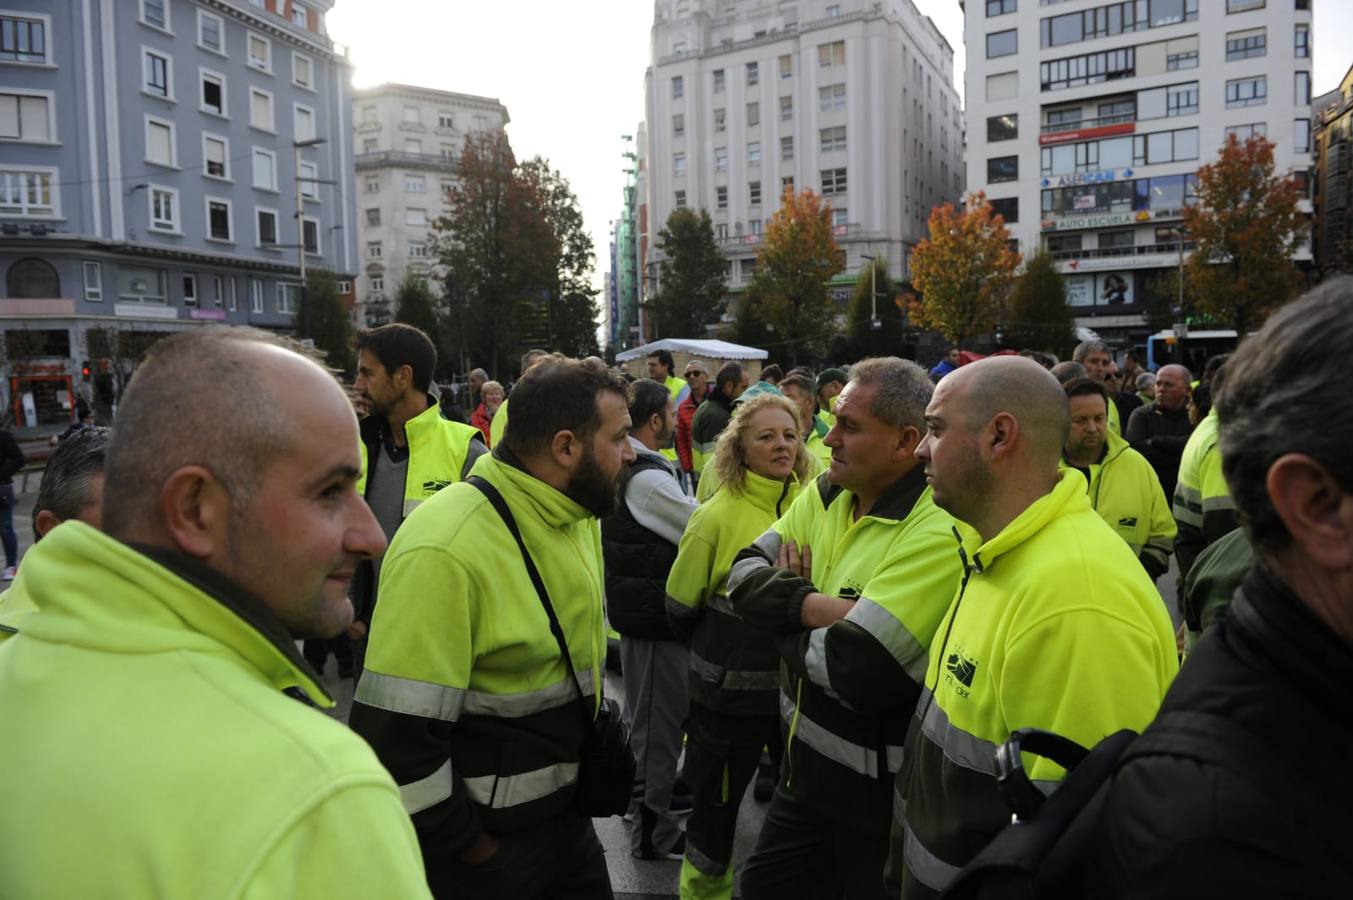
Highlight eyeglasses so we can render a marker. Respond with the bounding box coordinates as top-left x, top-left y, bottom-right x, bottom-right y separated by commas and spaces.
1105, 372, 1122, 381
